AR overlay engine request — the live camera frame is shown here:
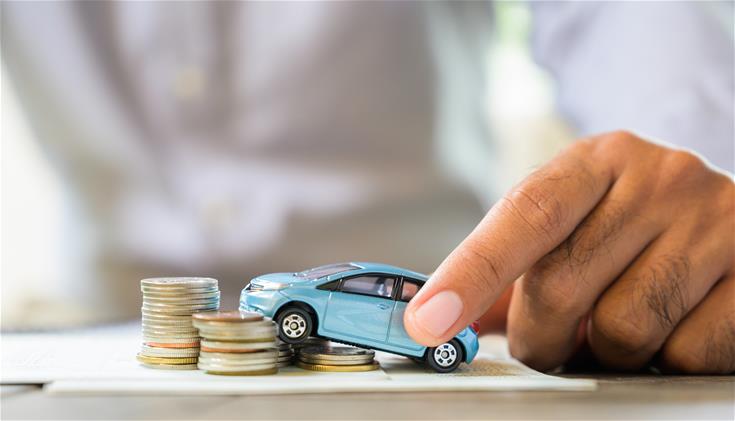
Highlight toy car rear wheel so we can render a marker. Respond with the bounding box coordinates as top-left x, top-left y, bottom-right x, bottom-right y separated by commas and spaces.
276, 307, 313, 344
426, 339, 463, 373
